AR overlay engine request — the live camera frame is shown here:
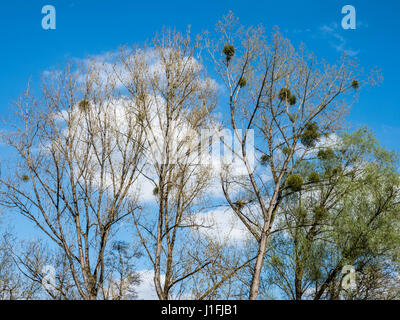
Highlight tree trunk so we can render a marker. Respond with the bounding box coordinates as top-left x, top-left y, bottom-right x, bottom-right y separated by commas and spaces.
249, 232, 269, 300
